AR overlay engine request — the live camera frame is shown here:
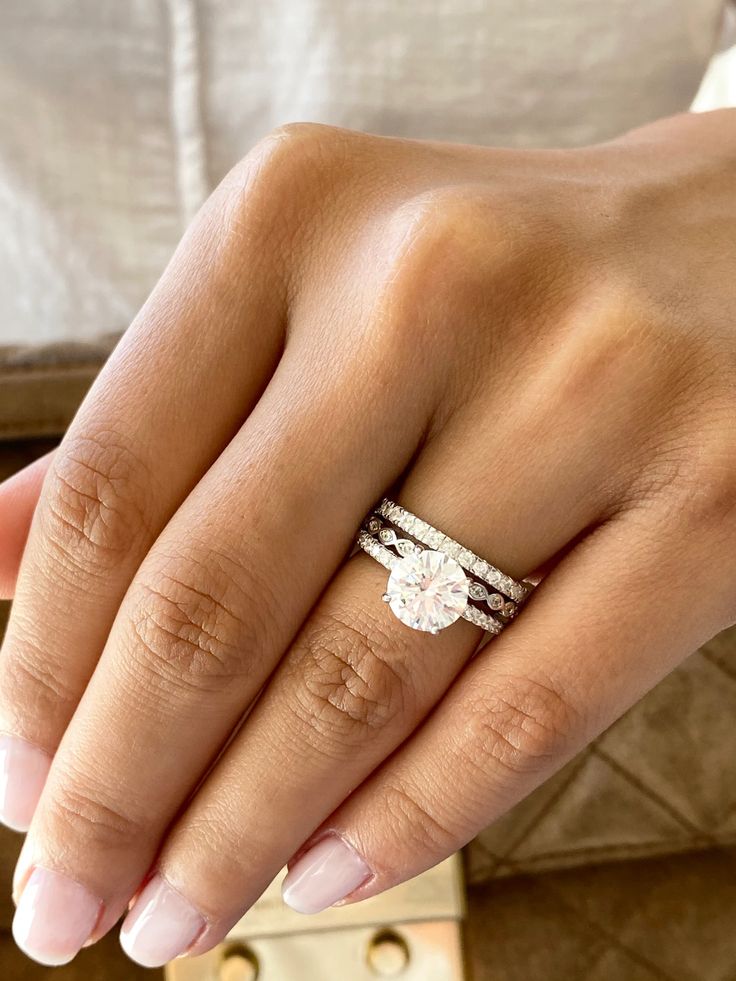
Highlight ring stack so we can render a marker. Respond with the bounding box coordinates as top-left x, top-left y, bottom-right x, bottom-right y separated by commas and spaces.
357, 498, 533, 636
